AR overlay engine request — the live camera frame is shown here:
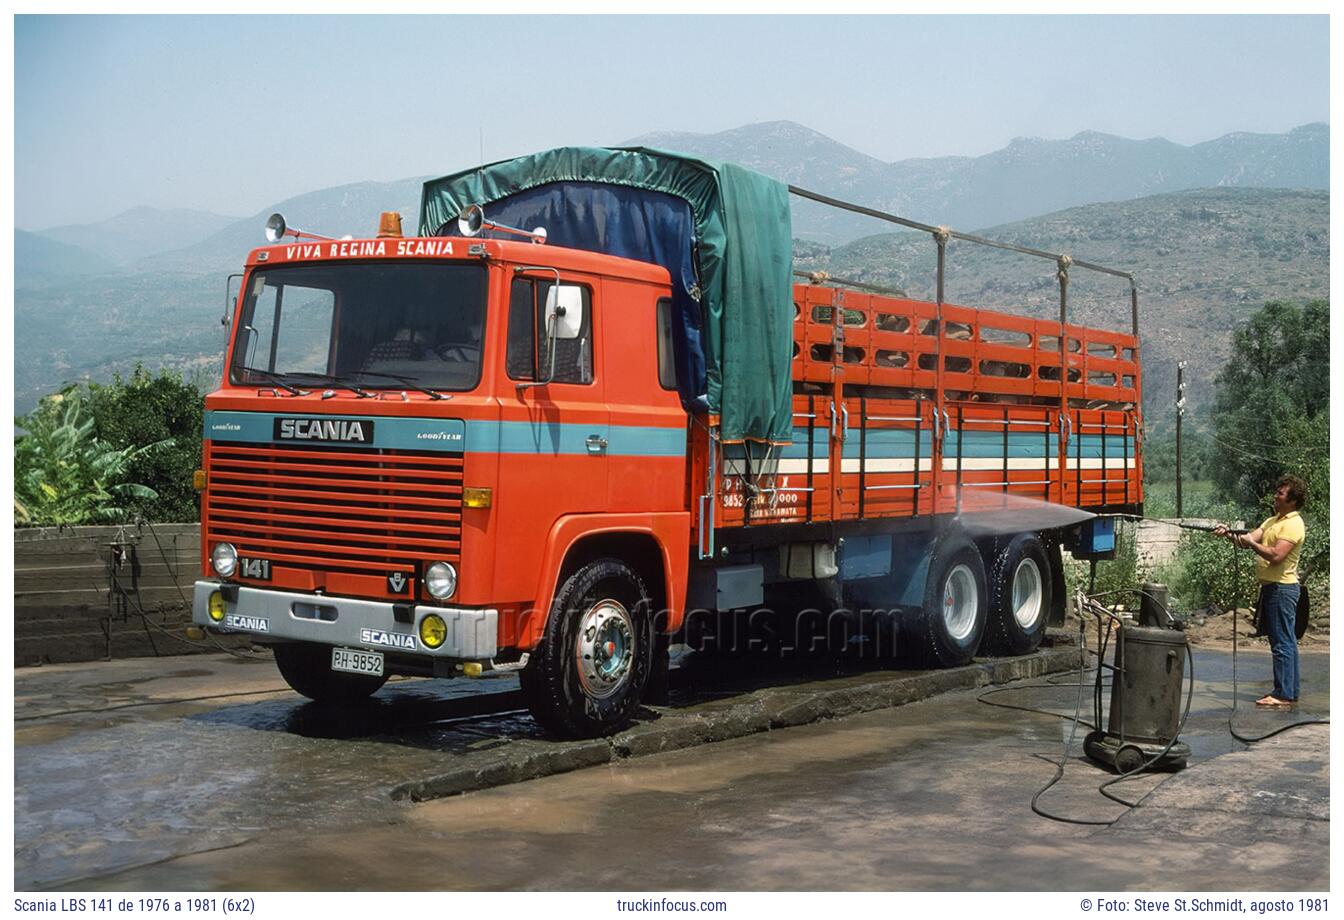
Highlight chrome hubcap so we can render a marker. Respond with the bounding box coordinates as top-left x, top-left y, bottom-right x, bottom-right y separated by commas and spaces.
1011, 558, 1044, 630
574, 599, 635, 699
942, 564, 978, 641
